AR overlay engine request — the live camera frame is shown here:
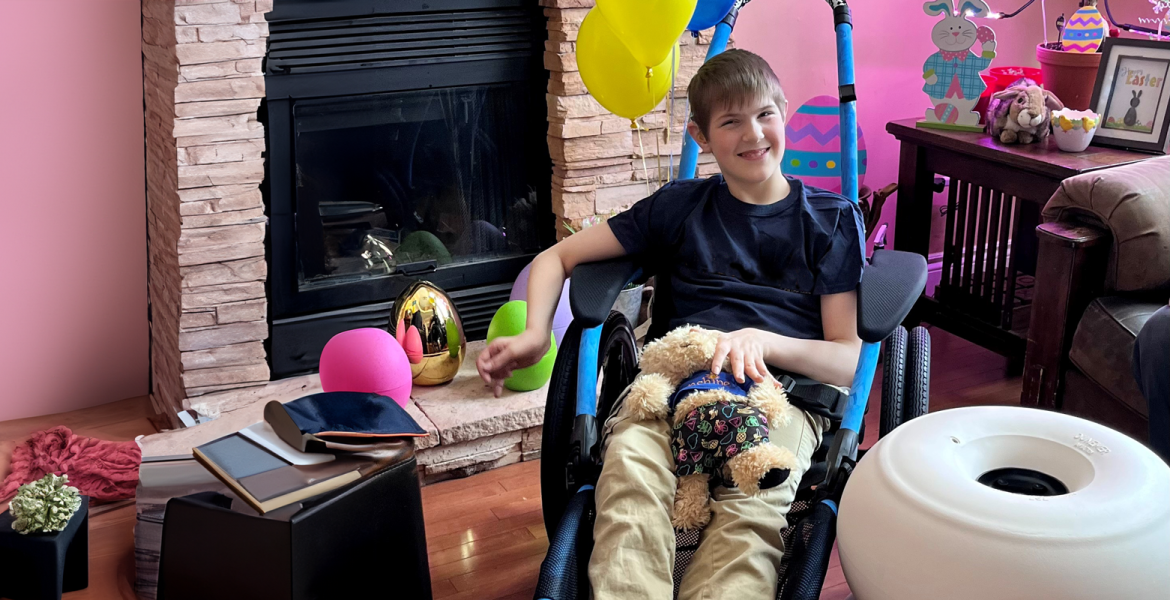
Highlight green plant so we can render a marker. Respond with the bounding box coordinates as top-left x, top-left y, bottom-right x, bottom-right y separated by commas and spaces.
9, 474, 82, 534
